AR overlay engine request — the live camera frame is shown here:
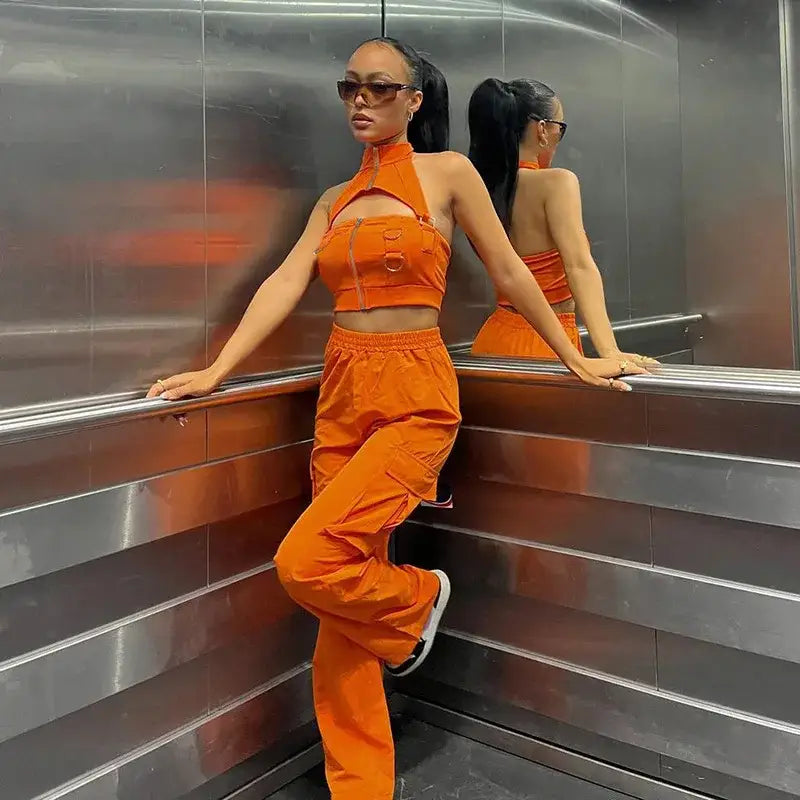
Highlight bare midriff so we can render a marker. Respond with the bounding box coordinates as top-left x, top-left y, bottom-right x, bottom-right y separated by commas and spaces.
334, 306, 439, 333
